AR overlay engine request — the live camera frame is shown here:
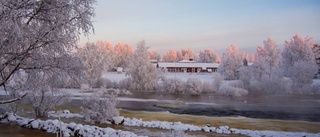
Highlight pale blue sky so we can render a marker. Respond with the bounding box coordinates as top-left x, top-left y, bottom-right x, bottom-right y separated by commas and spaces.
80, 0, 320, 54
